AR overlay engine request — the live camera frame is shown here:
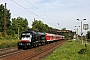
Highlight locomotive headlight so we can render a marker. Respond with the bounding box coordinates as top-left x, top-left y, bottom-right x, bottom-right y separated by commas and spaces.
19, 43, 22, 45
21, 43, 23, 45
27, 43, 30, 45
27, 43, 28, 45
28, 43, 30, 45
